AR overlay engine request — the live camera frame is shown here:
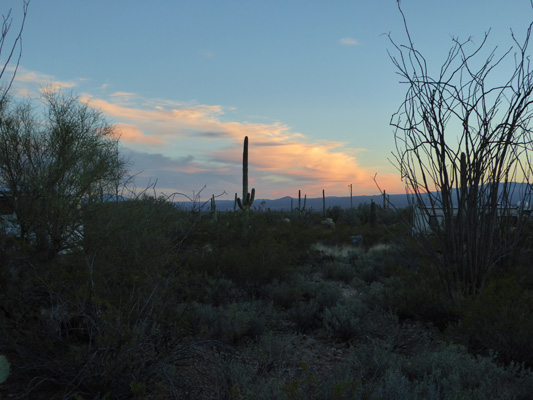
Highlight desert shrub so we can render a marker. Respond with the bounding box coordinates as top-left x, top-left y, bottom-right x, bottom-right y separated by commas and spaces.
452, 274, 533, 367
287, 279, 342, 332
378, 240, 459, 330
288, 301, 322, 333
201, 276, 248, 306
323, 297, 399, 343
268, 278, 306, 309
323, 298, 367, 341
0, 196, 210, 398
83, 196, 190, 270
214, 357, 285, 400
324, 341, 533, 400
0, 258, 206, 398
190, 212, 324, 287
190, 301, 276, 344
321, 261, 357, 284
213, 332, 297, 399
